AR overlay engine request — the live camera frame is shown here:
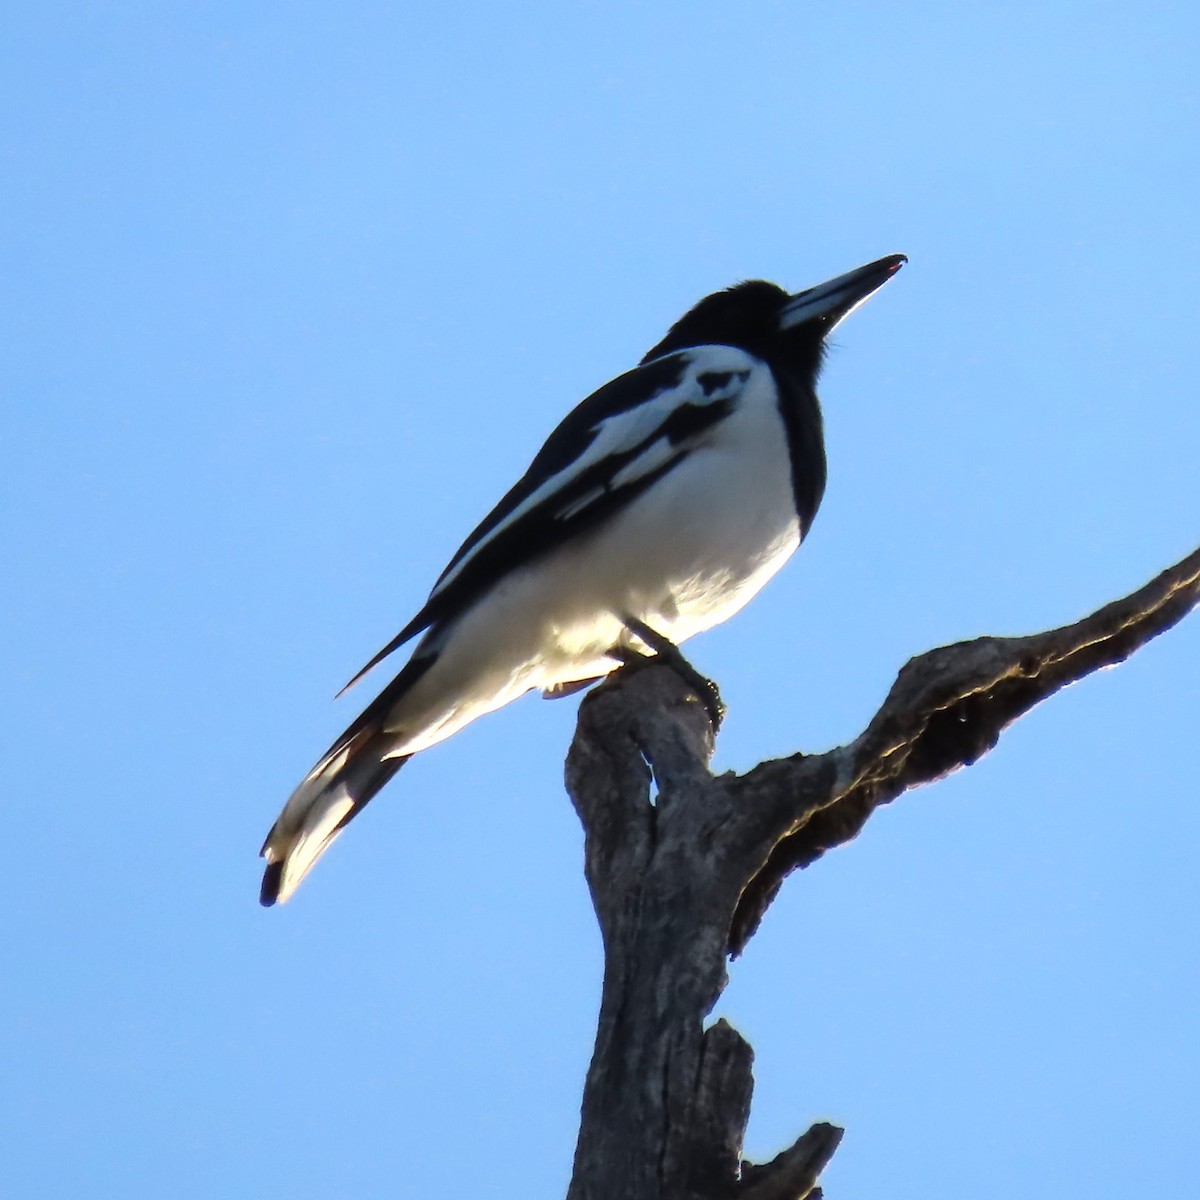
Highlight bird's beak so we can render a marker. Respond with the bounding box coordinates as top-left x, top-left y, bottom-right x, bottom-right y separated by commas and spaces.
779, 253, 907, 332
